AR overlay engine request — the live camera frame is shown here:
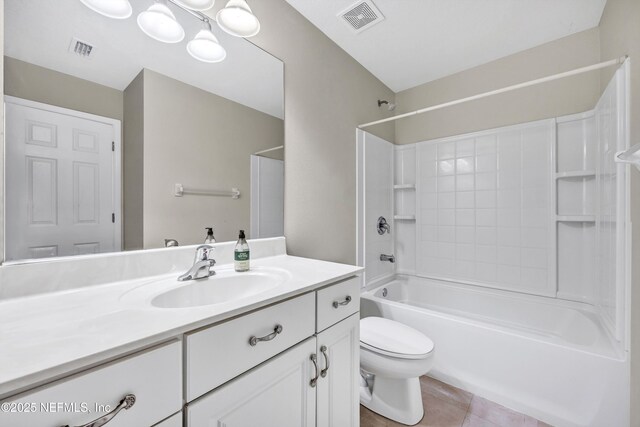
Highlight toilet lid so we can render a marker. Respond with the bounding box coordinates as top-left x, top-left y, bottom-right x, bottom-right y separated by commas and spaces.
360, 317, 434, 359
